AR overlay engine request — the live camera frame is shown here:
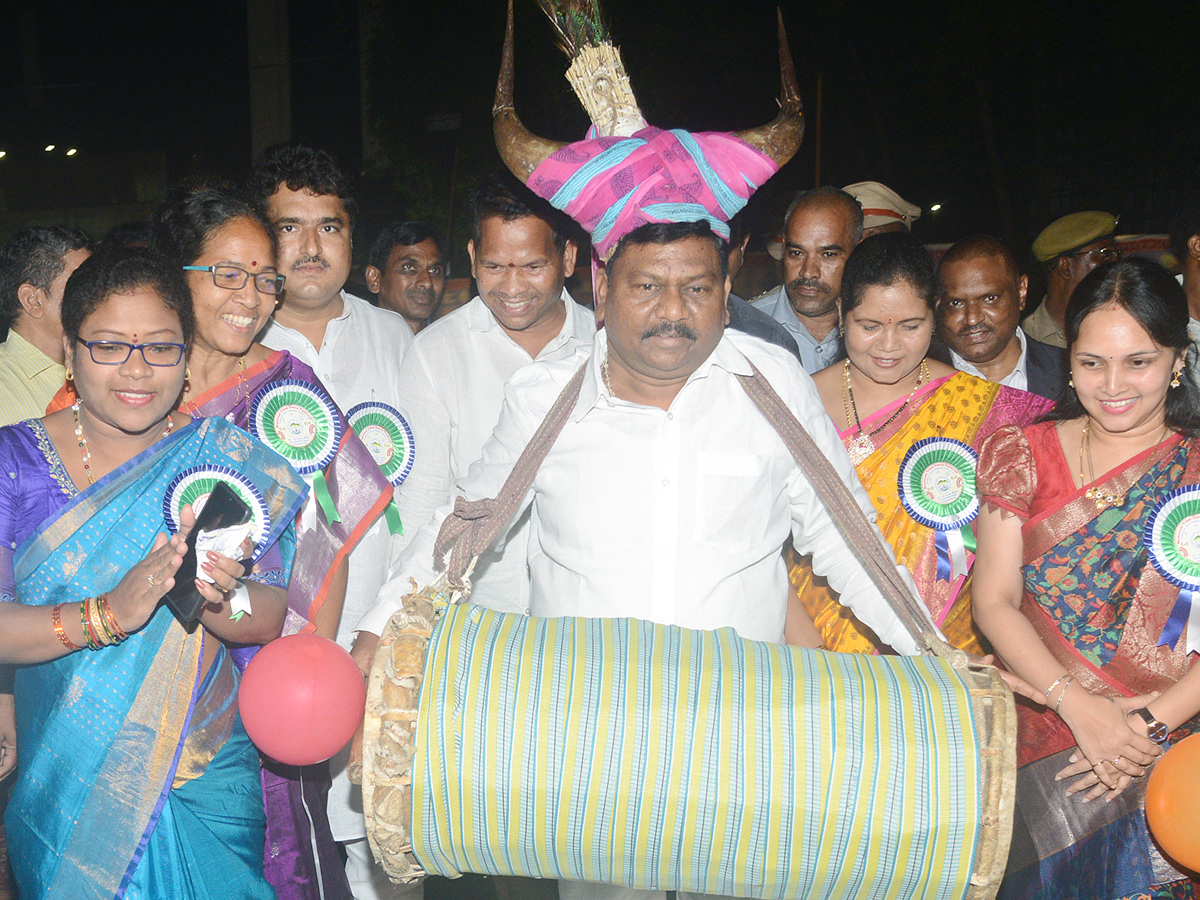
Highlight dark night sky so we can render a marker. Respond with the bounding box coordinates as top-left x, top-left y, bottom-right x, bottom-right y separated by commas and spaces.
3, 0, 1199, 255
